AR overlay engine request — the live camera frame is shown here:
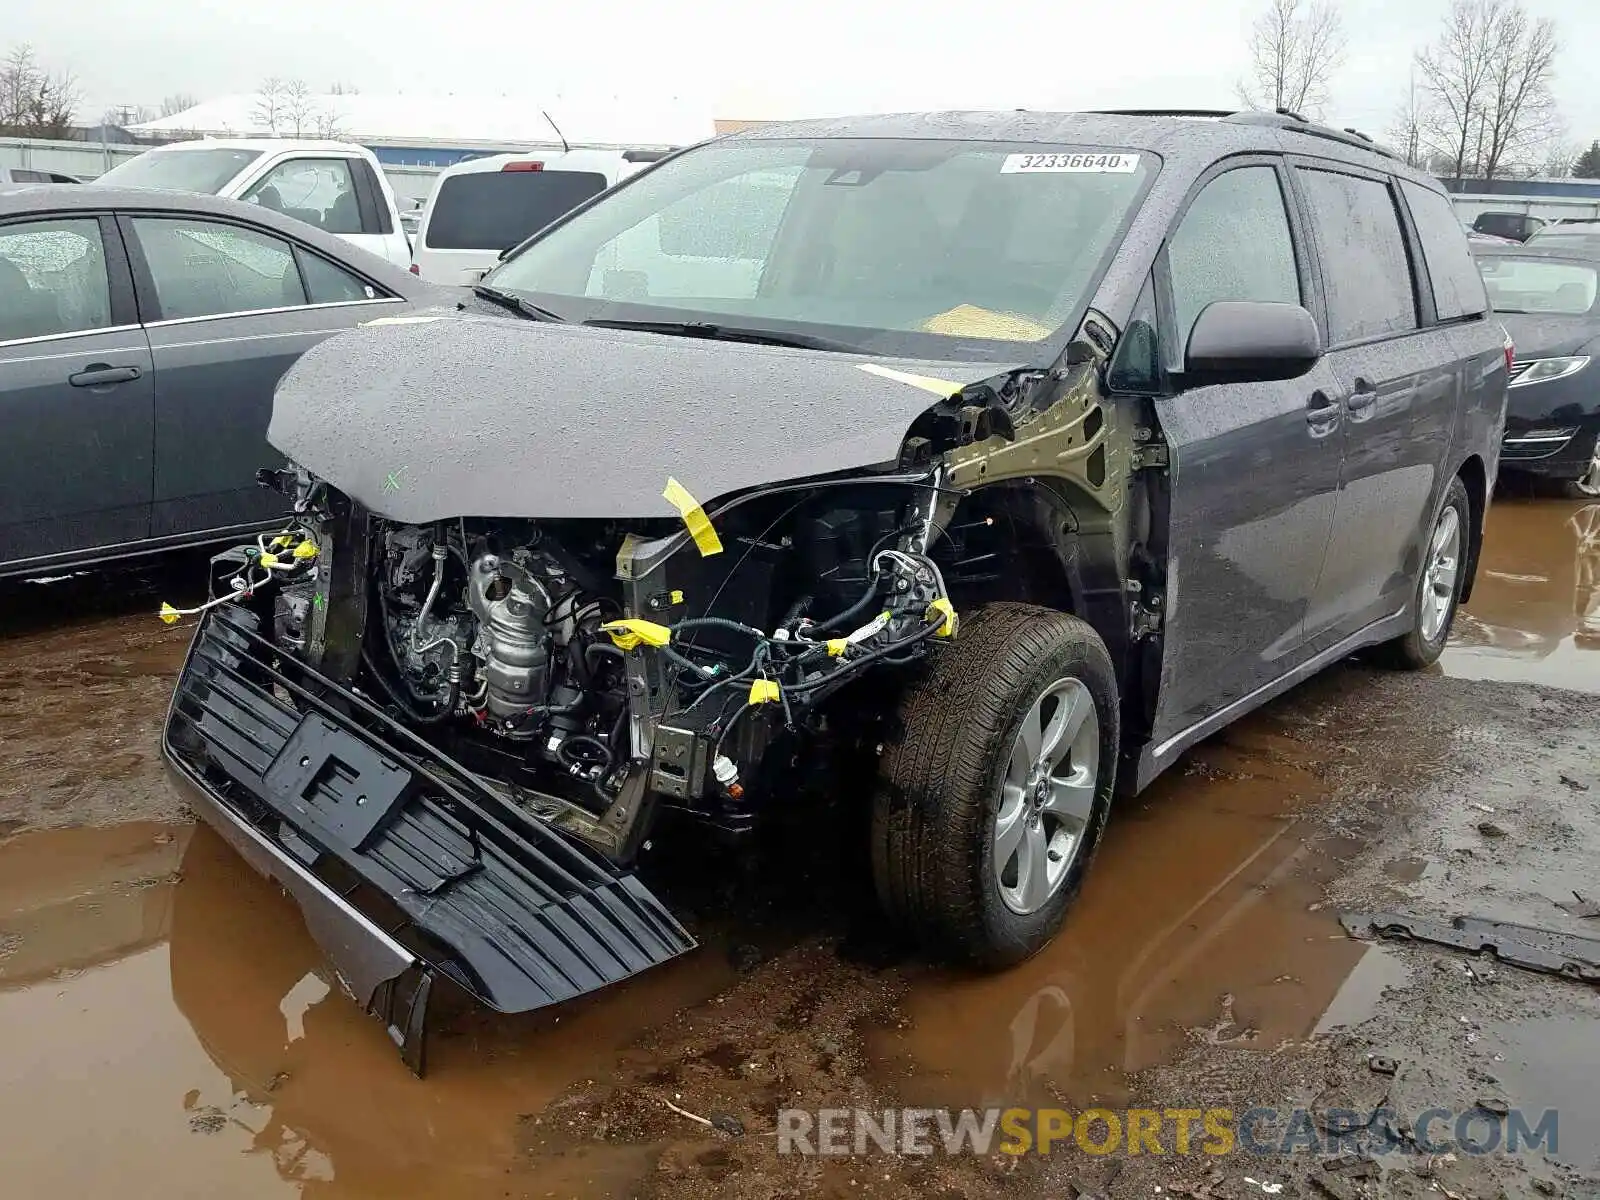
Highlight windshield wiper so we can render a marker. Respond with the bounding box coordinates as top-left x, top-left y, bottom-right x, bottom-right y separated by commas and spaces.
470, 285, 564, 323
582, 318, 858, 353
